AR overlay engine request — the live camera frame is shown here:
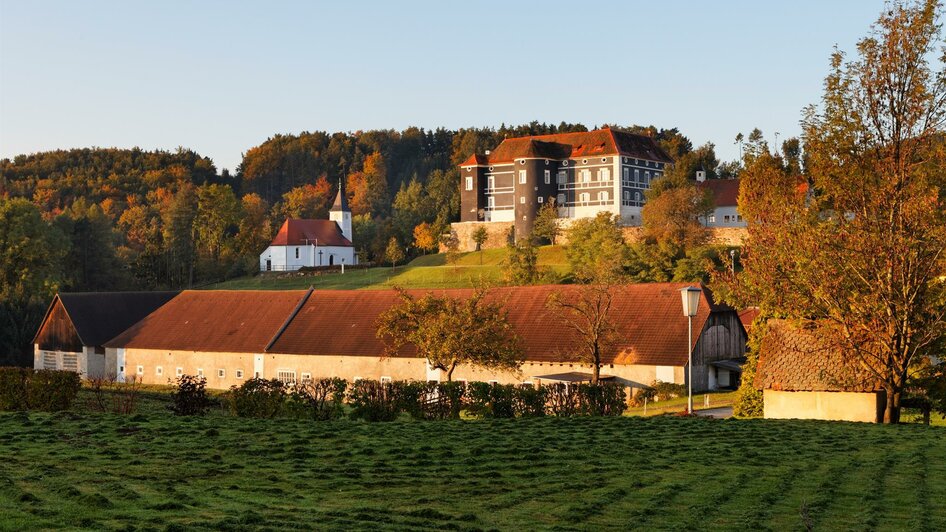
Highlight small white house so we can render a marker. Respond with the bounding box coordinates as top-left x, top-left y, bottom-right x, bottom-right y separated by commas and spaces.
696, 172, 746, 228
259, 183, 356, 271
